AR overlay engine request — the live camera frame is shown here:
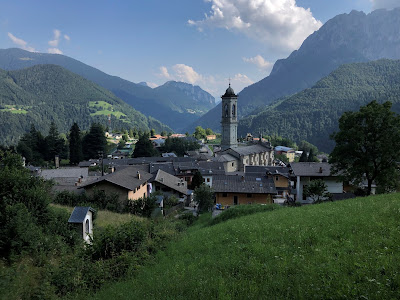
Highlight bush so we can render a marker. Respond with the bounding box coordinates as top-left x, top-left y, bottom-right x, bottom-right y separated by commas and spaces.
210, 204, 281, 226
